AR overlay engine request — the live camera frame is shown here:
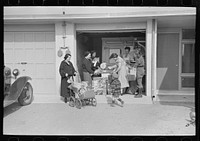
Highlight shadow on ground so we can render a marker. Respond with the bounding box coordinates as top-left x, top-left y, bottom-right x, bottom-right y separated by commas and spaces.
106, 96, 124, 107
156, 101, 195, 109
4, 102, 22, 118
157, 101, 196, 128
